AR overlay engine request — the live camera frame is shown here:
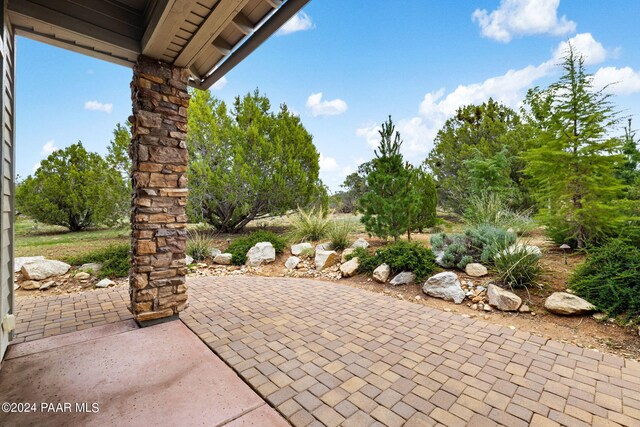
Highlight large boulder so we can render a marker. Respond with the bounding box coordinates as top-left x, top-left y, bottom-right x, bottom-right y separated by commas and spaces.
465, 263, 488, 277
423, 272, 465, 304
246, 242, 276, 267
545, 292, 596, 315
213, 253, 233, 265
21, 260, 71, 281
285, 256, 301, 270
390, 272, 416, 286
315, 250, 339, 270
487, 284, 522, 311
340, 258, 359, 278
291, 242, 313, 256
373, 264, 391, 283
15, 256, 45, 271
351, 238, 370, 249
